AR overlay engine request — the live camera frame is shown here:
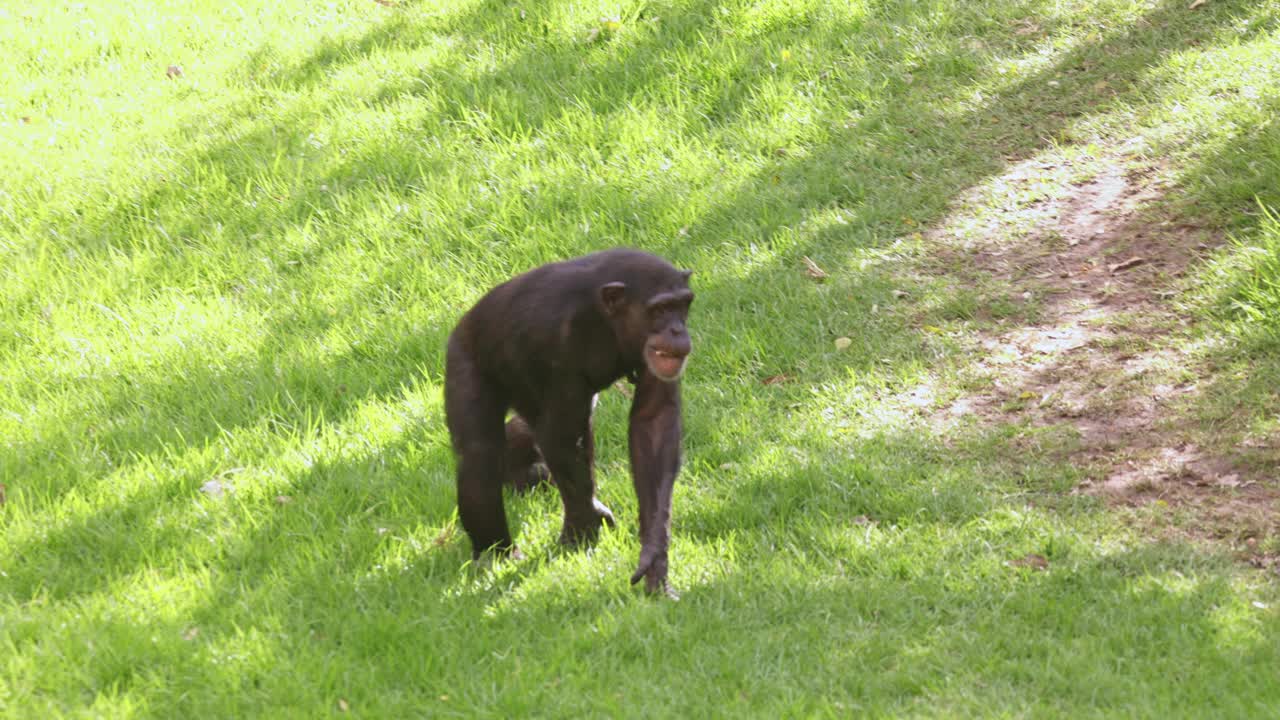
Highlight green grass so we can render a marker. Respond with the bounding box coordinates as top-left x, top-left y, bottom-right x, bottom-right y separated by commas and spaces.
1191, 205, 1280, 456
3, 0, 1280, 716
